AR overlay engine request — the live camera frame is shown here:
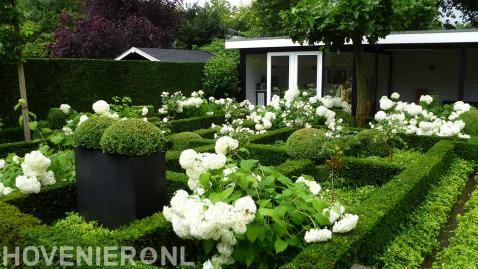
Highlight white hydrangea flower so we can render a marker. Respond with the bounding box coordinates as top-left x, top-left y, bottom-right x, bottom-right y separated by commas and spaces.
215, 136, 239, 156
284, 89, 300, 102
296, 176, 321, 195
374, 111, 387, 121
332, 214, 359, 233
141, 107, 149, 116
78, 115, 89, 125
15, 175, 41, 194
92, 100, 110, 114
453, 101, 471, 113
59, 104, 71, 114
0, 159, 5, 169
63, 127, 73, 136
379, 96, 394, 110
419, 95, 433, 105
179, 149, 198, 170
390, 92, 400, 100
12, 156, 20, 164
304, 228, 332, 243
